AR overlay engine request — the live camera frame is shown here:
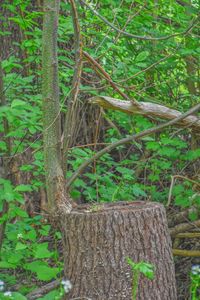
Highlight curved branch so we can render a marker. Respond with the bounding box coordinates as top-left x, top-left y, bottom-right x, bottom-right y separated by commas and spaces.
66, 103, 200, 189
80, 0, 199, 41
89, 96, 200, 130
